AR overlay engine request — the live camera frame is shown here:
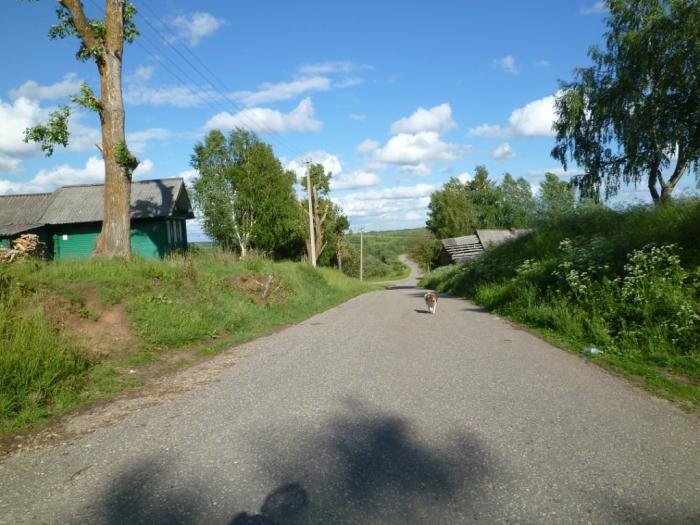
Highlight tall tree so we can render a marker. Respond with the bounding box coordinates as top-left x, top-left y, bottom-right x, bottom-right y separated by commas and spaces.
536, 173, 576, 220
24, 0, 139, 257
551, 0, 700, 202
301, 163, 332, 266
465, 166, 500, 228
498, 174, 535, 228
426, 177, 476, 239
191, 129, 299, 257
332, 210, 350, 272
